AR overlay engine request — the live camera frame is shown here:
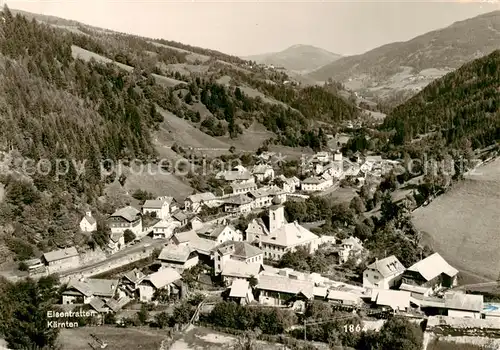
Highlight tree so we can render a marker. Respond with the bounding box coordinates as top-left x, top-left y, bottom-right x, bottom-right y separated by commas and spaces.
350, 196, 366, 214
124, 229, 136, 244
0, 276, 60, 349
375, 317, 423, 350
154, 312, 170, 329
137, 303, 149, 325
